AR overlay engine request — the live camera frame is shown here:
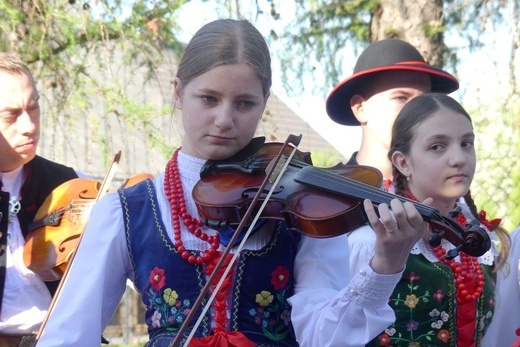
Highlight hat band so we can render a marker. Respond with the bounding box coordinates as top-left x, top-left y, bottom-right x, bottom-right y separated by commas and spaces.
395, 61, 429, 66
